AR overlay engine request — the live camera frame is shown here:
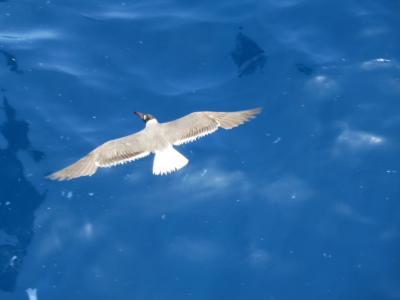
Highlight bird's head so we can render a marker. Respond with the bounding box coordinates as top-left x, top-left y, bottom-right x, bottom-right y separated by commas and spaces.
134, 112, 155, 124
